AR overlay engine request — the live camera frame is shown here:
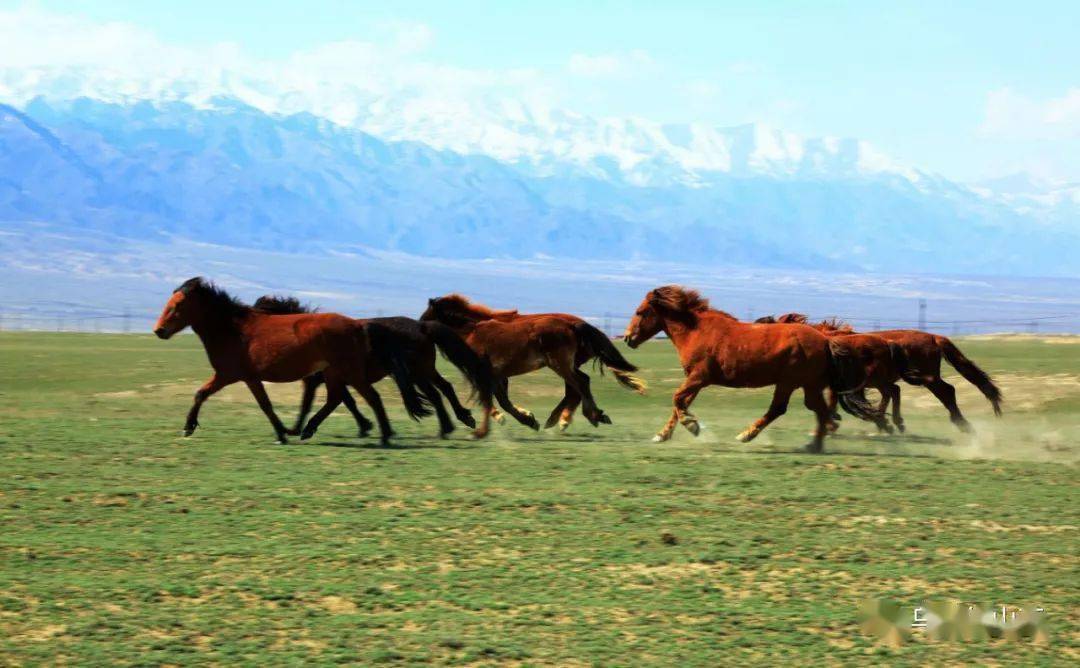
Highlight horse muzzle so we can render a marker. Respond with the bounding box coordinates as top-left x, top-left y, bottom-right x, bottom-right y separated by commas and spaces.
154, 327, 171, 339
